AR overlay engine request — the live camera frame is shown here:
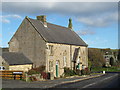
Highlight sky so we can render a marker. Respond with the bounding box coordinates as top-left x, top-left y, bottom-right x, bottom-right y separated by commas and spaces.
0, 0, 119, 49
